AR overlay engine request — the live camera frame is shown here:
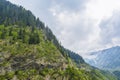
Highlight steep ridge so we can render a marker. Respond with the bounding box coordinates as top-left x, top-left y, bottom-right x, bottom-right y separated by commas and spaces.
0, 0, 117, 80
